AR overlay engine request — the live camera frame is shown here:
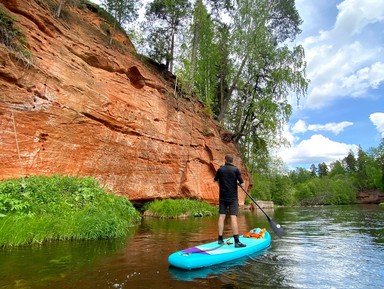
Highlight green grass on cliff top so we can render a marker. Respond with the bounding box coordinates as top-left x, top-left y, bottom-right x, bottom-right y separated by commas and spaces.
0, 175, 141, 247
